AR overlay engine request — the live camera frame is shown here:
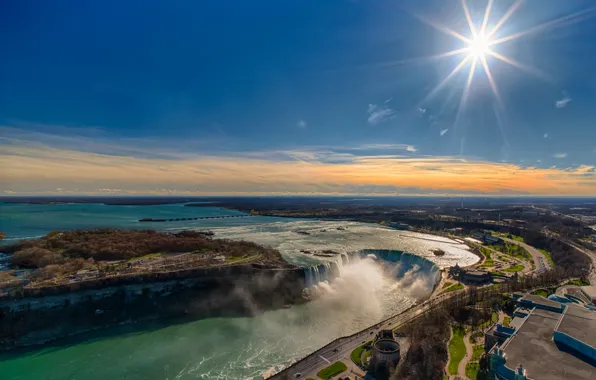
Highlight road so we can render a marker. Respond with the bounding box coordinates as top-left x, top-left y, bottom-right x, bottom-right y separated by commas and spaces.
501, 237, 551, 274
268, 276, 575, 380
267, 291, 458, 380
